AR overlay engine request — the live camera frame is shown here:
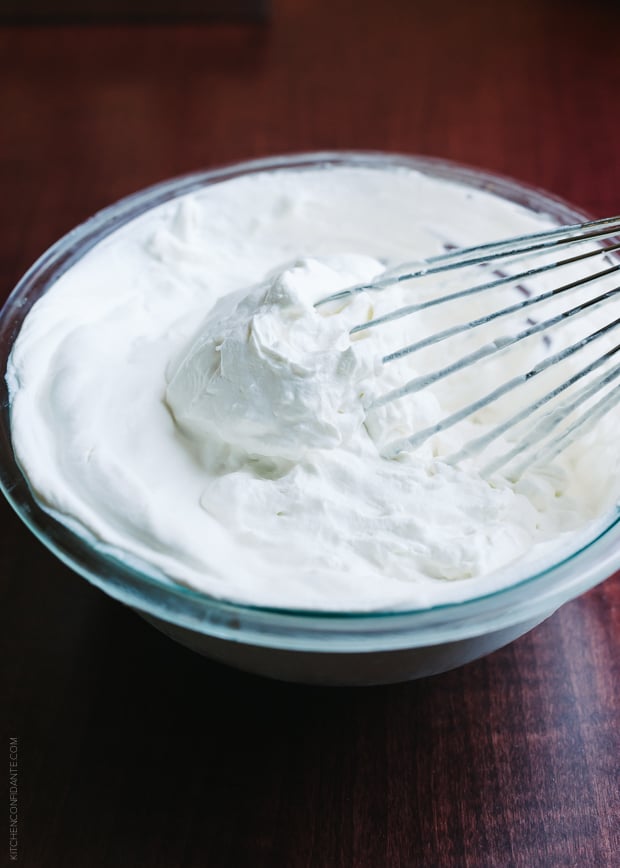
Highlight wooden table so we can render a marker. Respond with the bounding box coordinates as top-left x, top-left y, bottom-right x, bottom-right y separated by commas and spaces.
1, 2, 619, 865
